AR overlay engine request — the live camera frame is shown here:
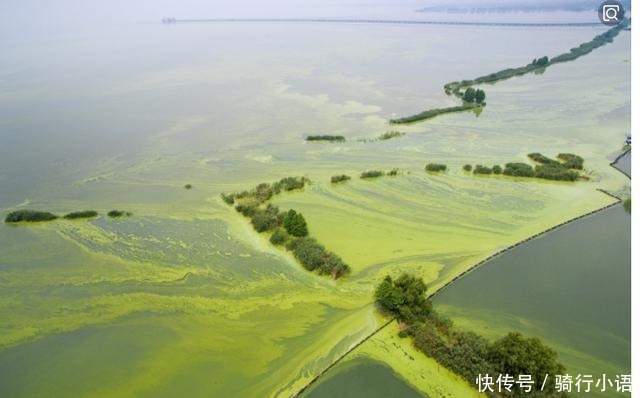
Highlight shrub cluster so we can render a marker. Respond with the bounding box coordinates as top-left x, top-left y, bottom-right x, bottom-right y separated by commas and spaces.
223, 176, 349, 279
331, 175, 351, 183
306, 135, 345, 142
283, 209, 308, 237
360, 170, 385, 179
286, 237, 350, 278
107, 210, 132, 218
557, 153, 584, 170
469, 155, 583, 181
390, 103, 479, 124
63, 210, 98, 220
503, 162, 534, 177
533, 165, 579, 181
463, 164, 472, 172
462, 87, 486, 104
221, 176, 308, 206
527, 153, 558, 165
425, 163, 447, 172
377, 131, 405, 141
250, 204, 282, 233
473, 165, 493, 175
5, 210, 58, 223
5, 209, 127, 223
530, 56, 549, 66
375, 274, 432, 324
269, 229, 289, 245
